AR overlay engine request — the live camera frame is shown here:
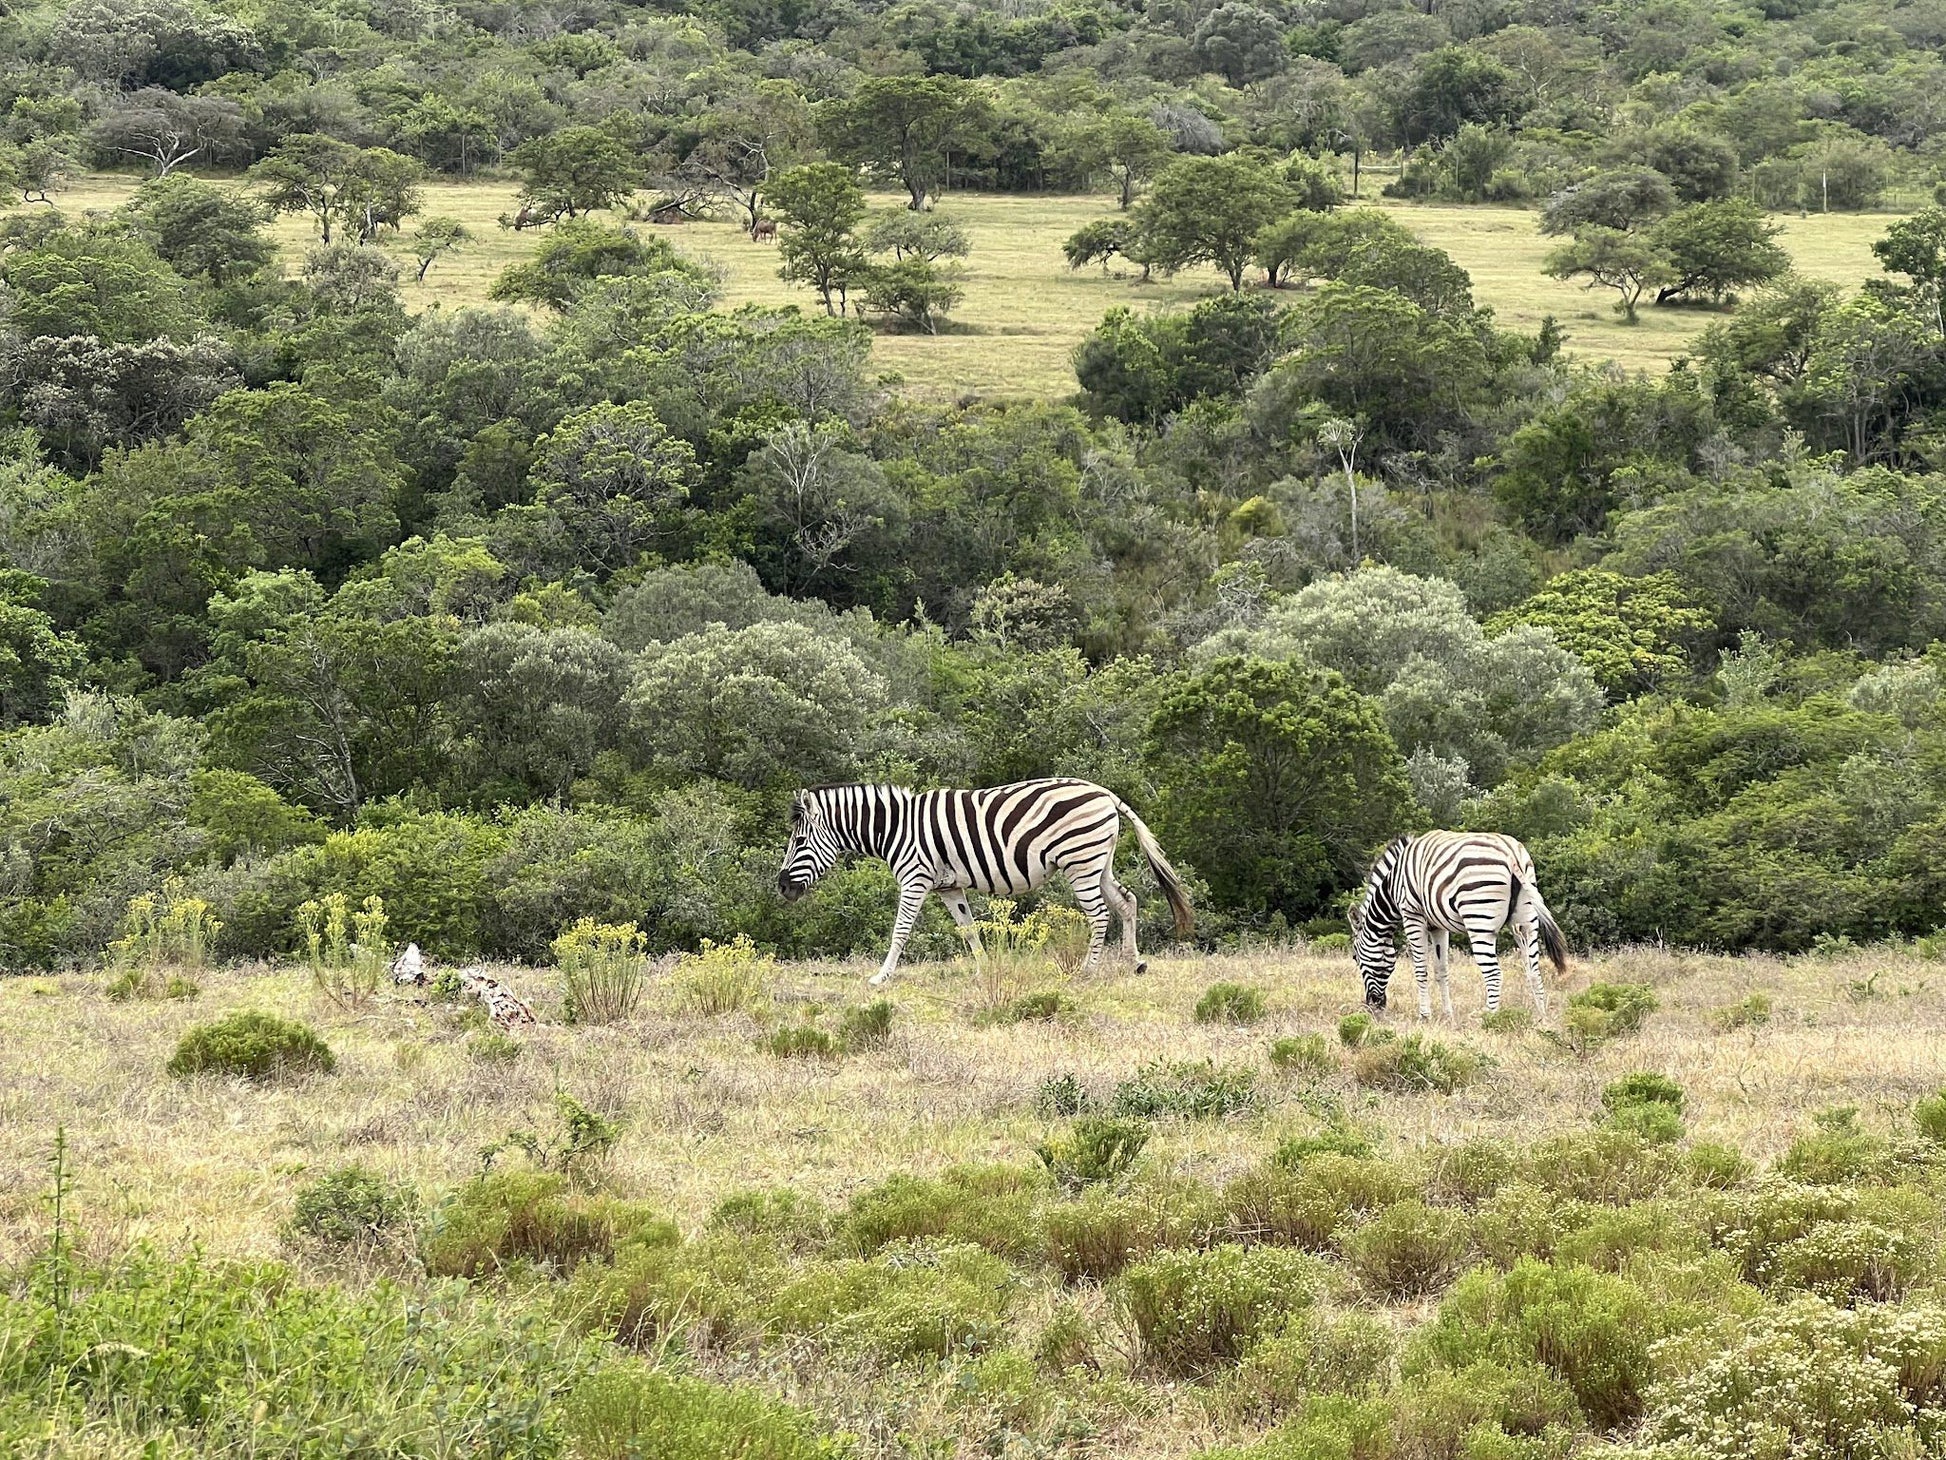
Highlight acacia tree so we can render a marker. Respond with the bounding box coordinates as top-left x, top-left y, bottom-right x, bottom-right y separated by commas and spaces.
250, 137, 423, 244
410, 217, 470, 282
510, 125, 639, 220
767, 163, 868, 315
1078, 111, 1174, 208
92, 88, 242, 175
678, 84, 814, 233
1545, 226, 1671, 322
820, 75, 990, 211
1648, 200, 1788, 304
1134, 155, 1295, 289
